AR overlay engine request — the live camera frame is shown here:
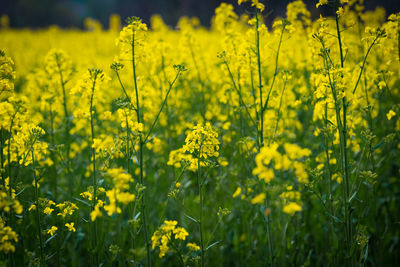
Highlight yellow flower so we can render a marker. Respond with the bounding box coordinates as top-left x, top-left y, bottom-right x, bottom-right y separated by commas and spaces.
283, 202, 302, 215
232, 187, 242, 198
332, 173, 342, 183
187, 242, 200, 251
28, 204, 36, 211
316, 0, 328, 8
43, 207, 54, 215
173, 227, 189, 240
386, 110, 396, 120
56, 202, 79, 217
238, 0, 264, 12
65, 222, 76, 232
90, 200, 104, 221
182, 122, 220, 159
251, 0, 265, 11
47, 226, 58, 236
251, 193, 266, 204
151, 220, 192, 258
80, 191, 93, 201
